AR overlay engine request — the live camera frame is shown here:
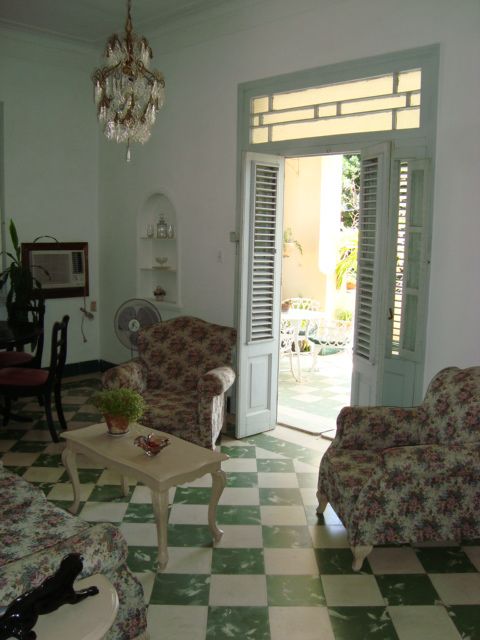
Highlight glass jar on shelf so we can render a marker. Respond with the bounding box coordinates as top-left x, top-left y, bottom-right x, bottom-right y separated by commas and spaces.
156, 215, 168, 239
